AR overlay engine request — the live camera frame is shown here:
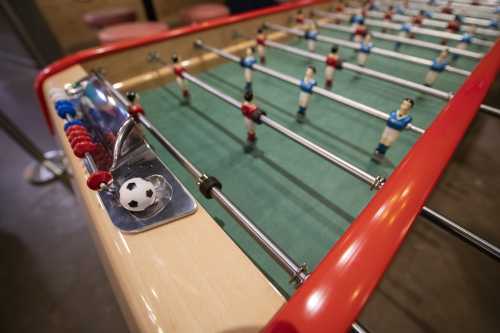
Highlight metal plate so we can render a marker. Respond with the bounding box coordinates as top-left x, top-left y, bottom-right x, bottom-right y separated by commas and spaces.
88, 145, 198, 233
